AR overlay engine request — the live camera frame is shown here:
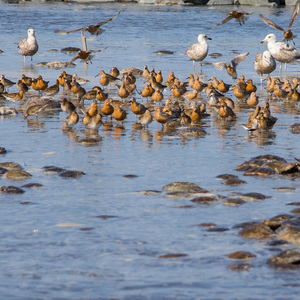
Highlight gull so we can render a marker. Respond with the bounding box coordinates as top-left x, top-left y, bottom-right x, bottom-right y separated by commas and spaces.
185, 34, 211, 73
259, 1, 299, 45
55, 11, 120, 35
18, 28, 38, 64
211, 52, 249, 80
261, 33, 300, 75
254, 51, 276, 85
209, 11, 253, 30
